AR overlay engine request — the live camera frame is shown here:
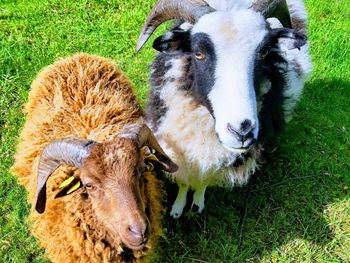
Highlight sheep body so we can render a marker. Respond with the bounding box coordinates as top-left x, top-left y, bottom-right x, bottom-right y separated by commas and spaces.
143, 0, 312, 217
12, 54, 164, 262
